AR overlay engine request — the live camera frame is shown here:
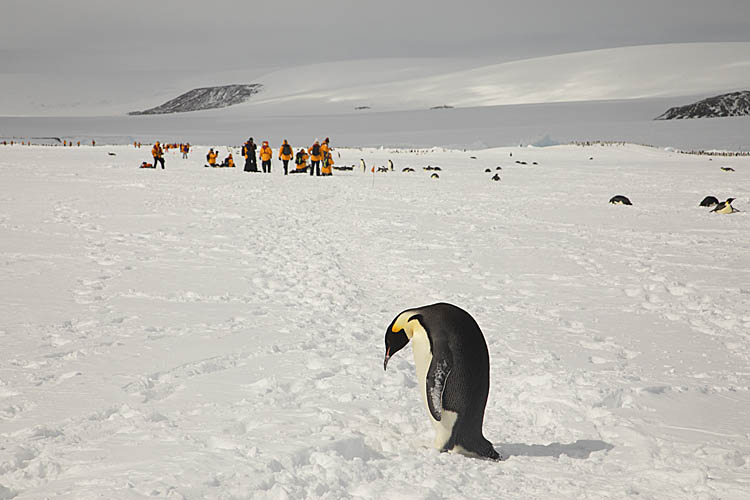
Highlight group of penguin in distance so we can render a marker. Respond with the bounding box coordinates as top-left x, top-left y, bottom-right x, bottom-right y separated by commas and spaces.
484, 158, 537, 182
609, 194, 739, 213
366, 159, 441, 178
